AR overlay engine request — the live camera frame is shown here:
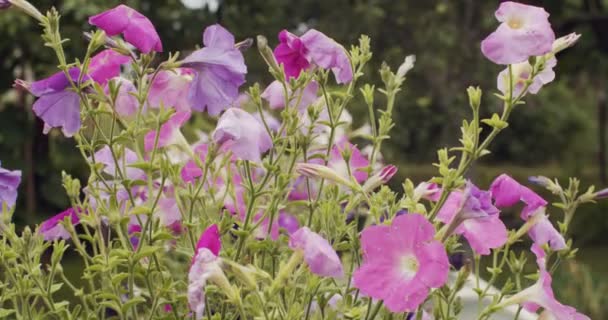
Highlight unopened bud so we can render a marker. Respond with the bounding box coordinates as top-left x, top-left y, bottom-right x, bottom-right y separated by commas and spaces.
551, 33, 581, 54
396, 55, 415, 78
296, 163, 354, 188
362, 165, 397, 192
